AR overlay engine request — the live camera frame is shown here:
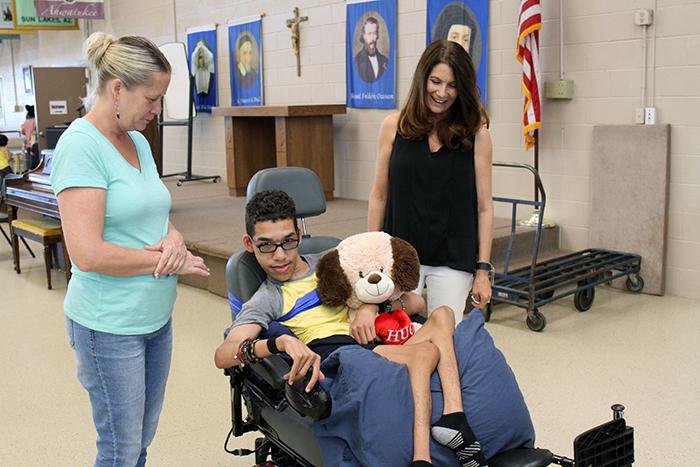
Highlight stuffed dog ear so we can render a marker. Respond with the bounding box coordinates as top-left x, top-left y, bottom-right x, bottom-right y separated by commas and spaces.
390, 237, 420, 292
316, 249, 353, 307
